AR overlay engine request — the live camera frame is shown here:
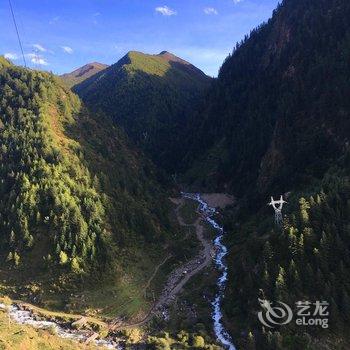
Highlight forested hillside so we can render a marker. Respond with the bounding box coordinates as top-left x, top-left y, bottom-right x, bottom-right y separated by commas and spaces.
223, 163, 350, 349
180, 0, 350, 348
184, 0, 350, 199
0, 59, 174, 301
74, 51, 211, 171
